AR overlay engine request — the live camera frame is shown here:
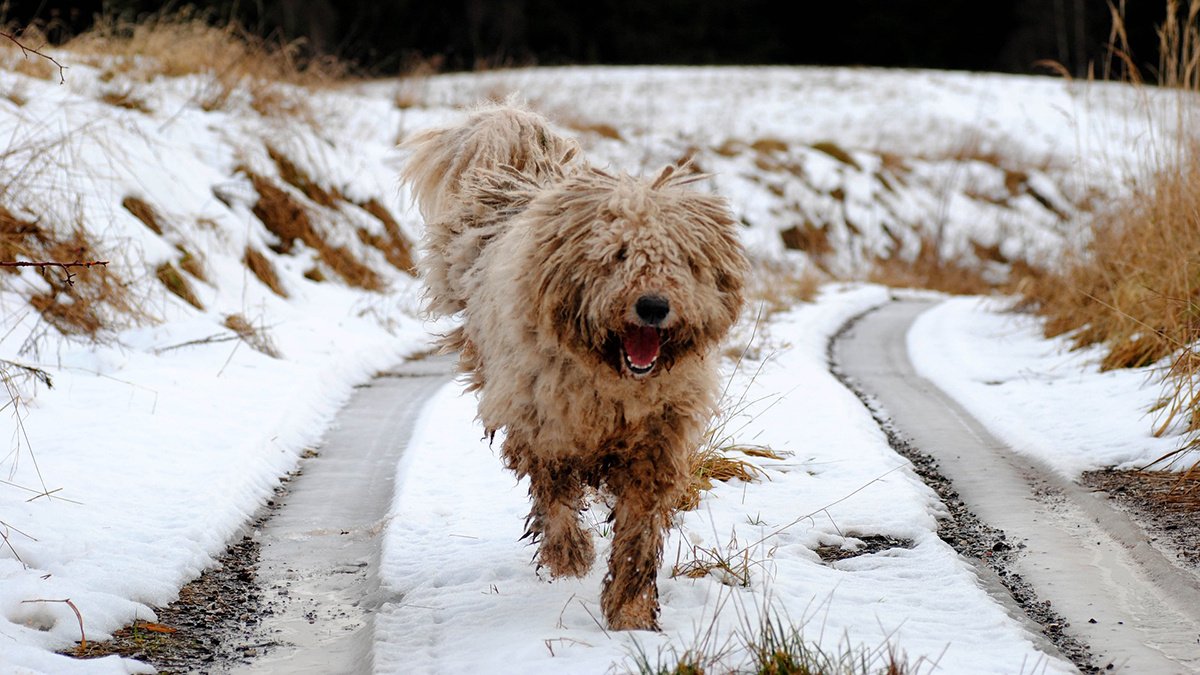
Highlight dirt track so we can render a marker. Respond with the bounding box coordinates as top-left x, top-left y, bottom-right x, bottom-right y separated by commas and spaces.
227, 356, 451, 675
834, 299, 1200, 674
